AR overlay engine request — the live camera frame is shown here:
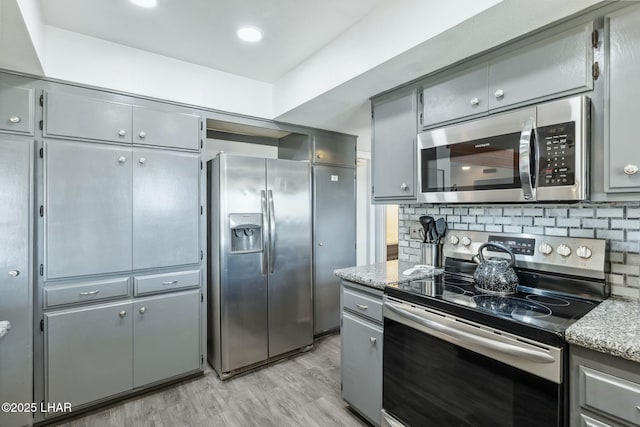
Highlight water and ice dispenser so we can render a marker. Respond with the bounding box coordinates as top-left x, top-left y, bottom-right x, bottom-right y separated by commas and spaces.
229, 213, 263, 253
